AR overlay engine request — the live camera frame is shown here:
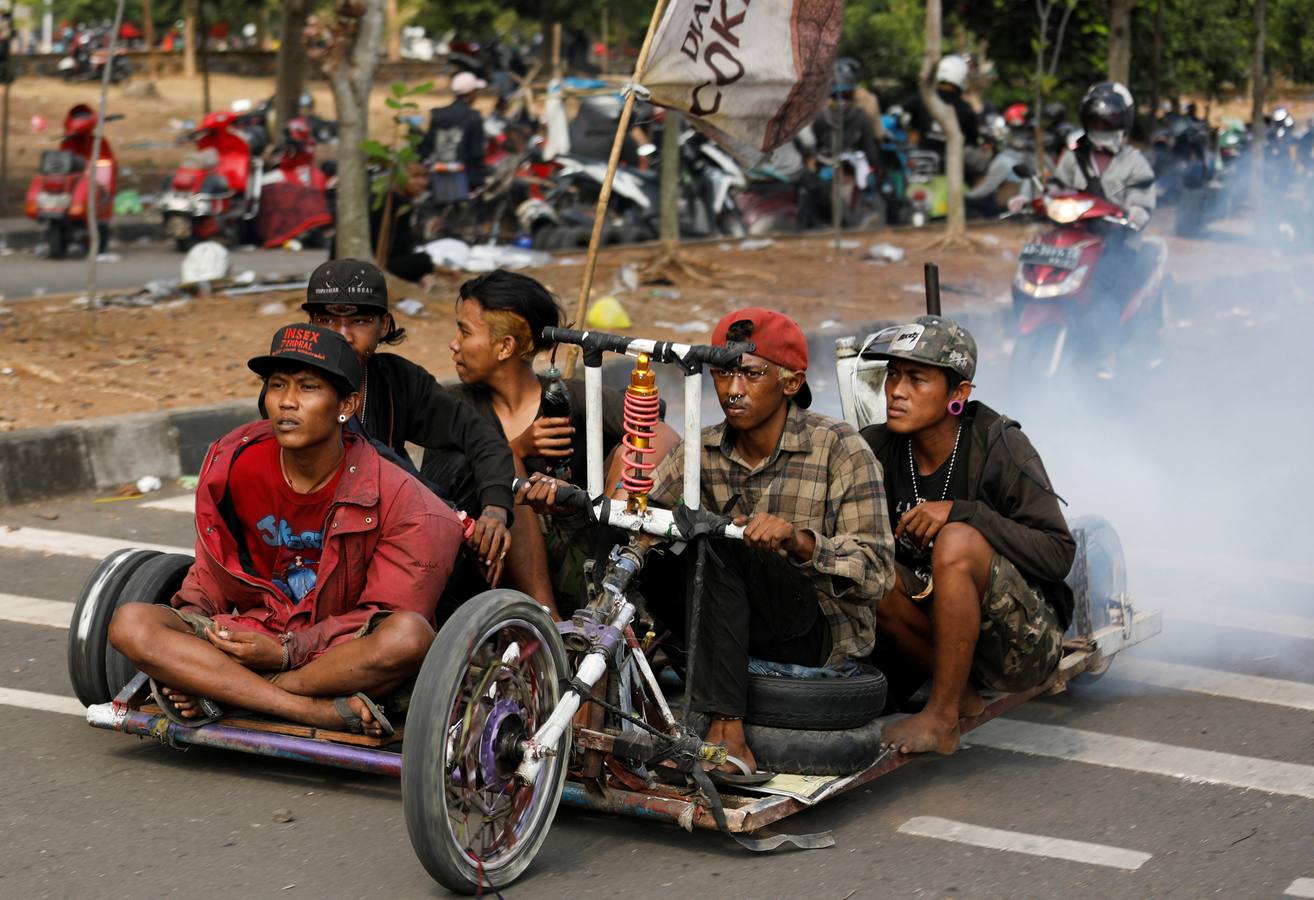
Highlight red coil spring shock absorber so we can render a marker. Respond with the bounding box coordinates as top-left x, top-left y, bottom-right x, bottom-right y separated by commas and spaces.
621, 354, 660, 513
